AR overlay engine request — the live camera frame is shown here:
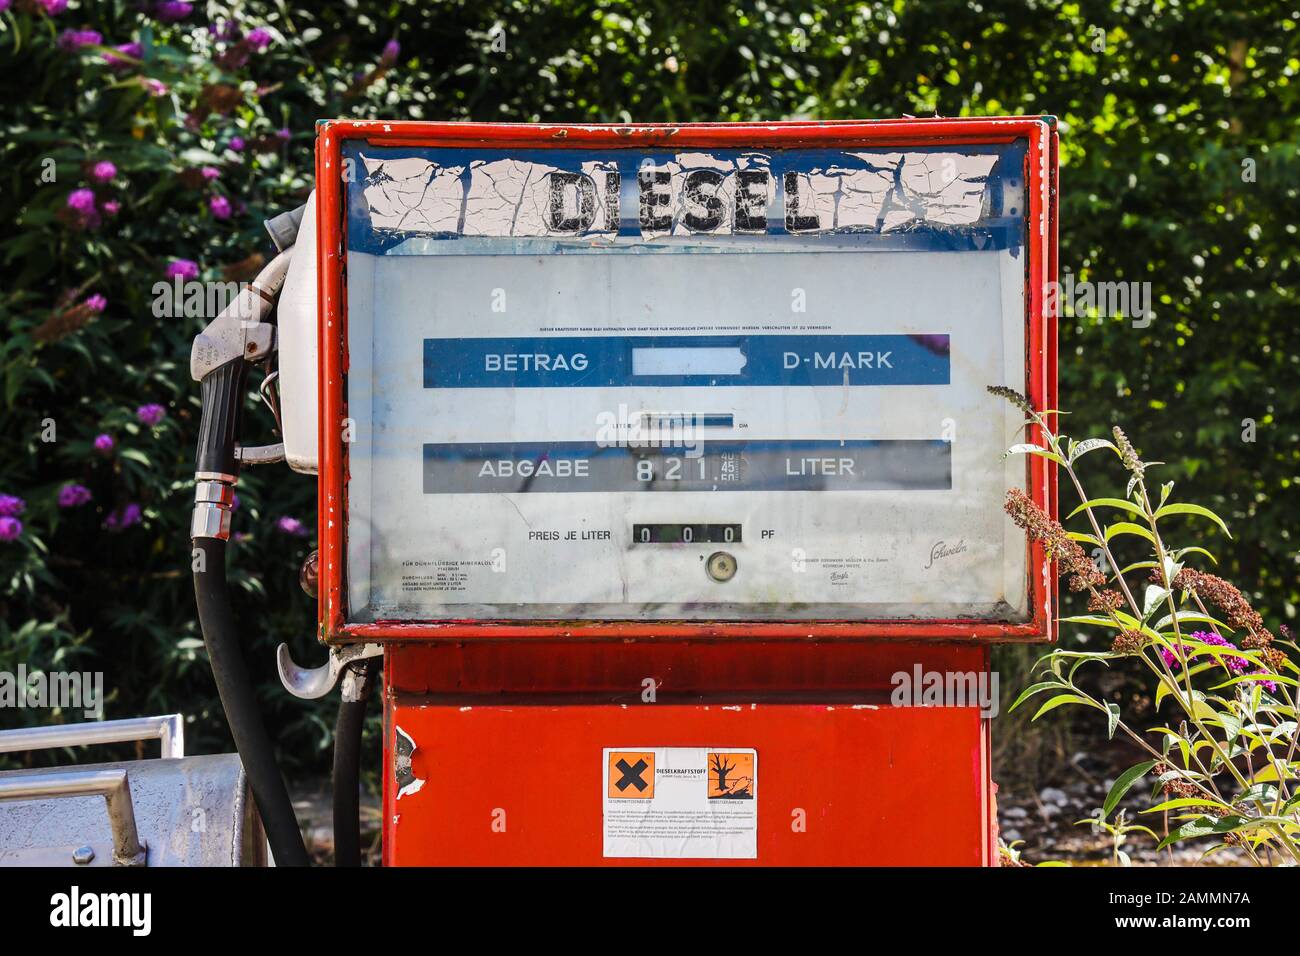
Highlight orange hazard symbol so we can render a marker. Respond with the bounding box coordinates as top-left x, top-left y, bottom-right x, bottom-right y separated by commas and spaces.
707, 752, 754, 799
608, 752, 655, 799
